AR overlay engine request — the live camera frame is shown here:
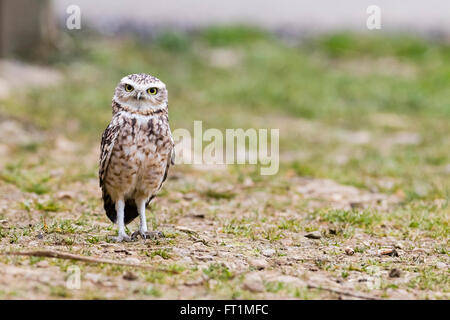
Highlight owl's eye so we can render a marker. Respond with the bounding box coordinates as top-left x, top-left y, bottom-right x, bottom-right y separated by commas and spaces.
147, 87, 158, 95
125, 84, 134, 92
